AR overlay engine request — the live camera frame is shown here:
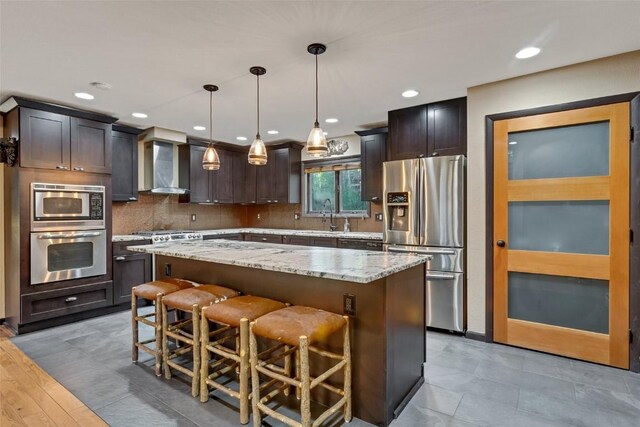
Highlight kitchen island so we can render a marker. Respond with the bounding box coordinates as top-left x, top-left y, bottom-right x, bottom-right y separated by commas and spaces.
129, 240, 427, 427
